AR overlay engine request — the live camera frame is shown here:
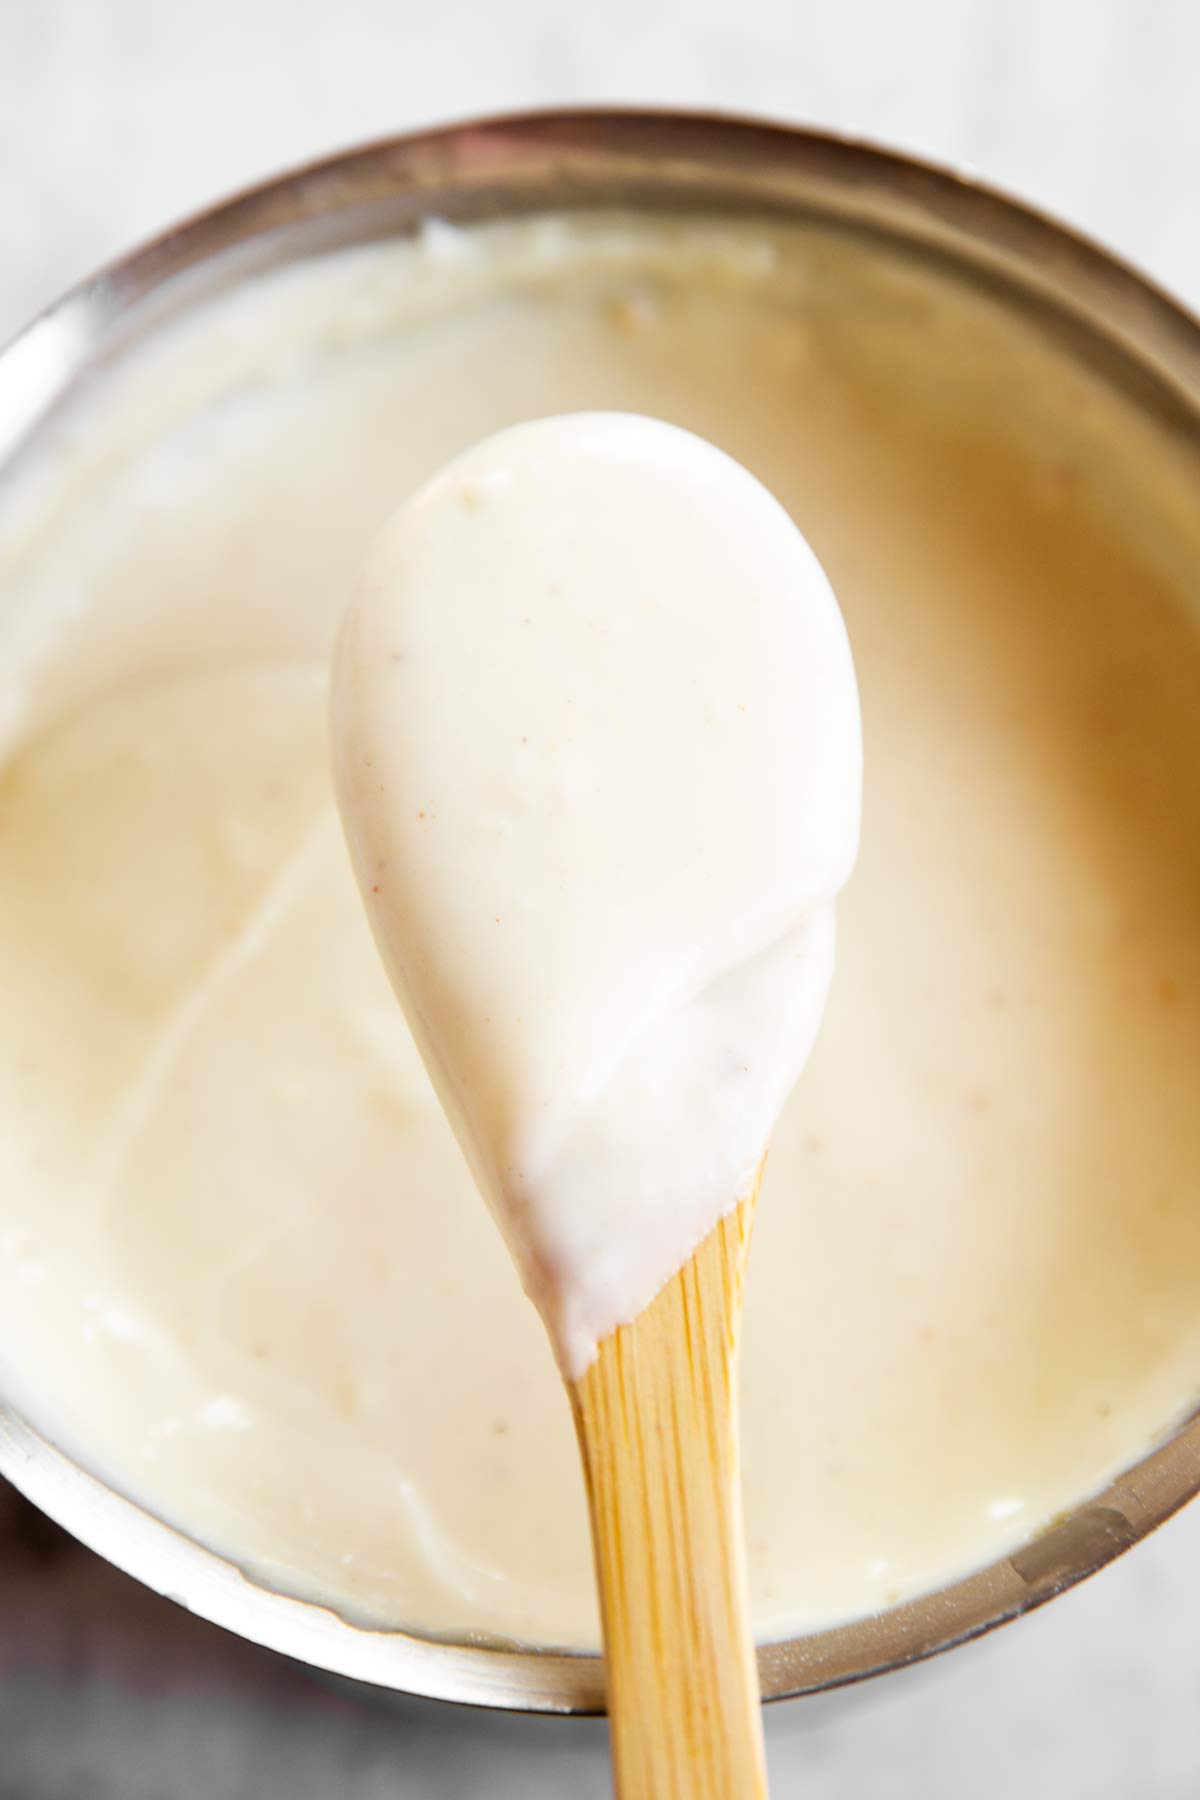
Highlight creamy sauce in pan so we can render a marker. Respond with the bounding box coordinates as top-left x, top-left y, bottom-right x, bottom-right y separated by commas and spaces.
1, 217, 1199, 1648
